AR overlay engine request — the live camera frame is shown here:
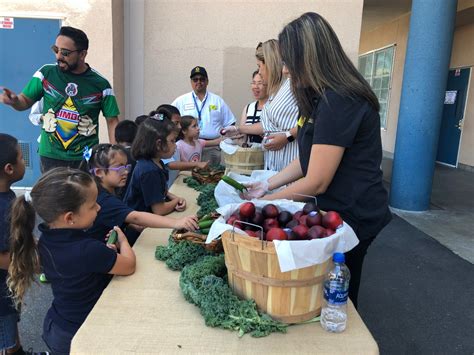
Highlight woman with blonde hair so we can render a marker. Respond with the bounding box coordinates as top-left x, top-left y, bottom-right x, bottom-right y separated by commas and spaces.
223, 39, 299, 171
244, 12, 392, 308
